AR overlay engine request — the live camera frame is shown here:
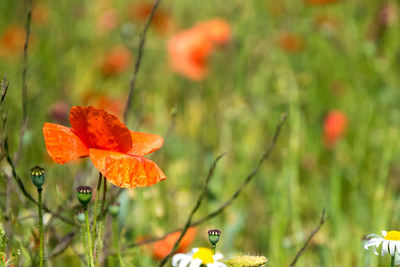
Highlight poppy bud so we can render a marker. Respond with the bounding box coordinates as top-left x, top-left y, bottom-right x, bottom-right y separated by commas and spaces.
108, 203, 120, 217
29, 166, 45, 189
225, 255, 267, 266
76, 211, 85, 224
77, 186, 92, 207
208, 229, 221, 246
